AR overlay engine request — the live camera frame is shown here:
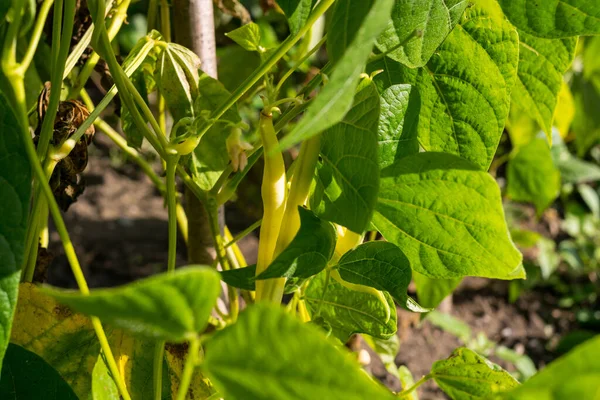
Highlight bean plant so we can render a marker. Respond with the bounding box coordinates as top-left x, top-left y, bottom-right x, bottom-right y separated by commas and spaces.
1, 0, 599, 399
